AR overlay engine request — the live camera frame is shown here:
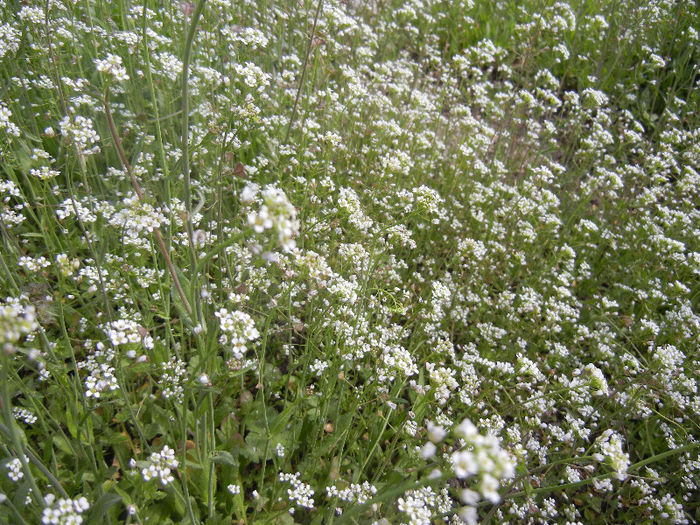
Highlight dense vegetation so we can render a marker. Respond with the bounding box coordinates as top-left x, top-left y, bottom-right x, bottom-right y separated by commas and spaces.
0, 0, 698, 523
